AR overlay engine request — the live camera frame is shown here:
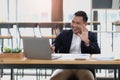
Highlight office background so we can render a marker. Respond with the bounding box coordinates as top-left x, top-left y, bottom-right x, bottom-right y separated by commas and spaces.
0, 0, 120, 80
